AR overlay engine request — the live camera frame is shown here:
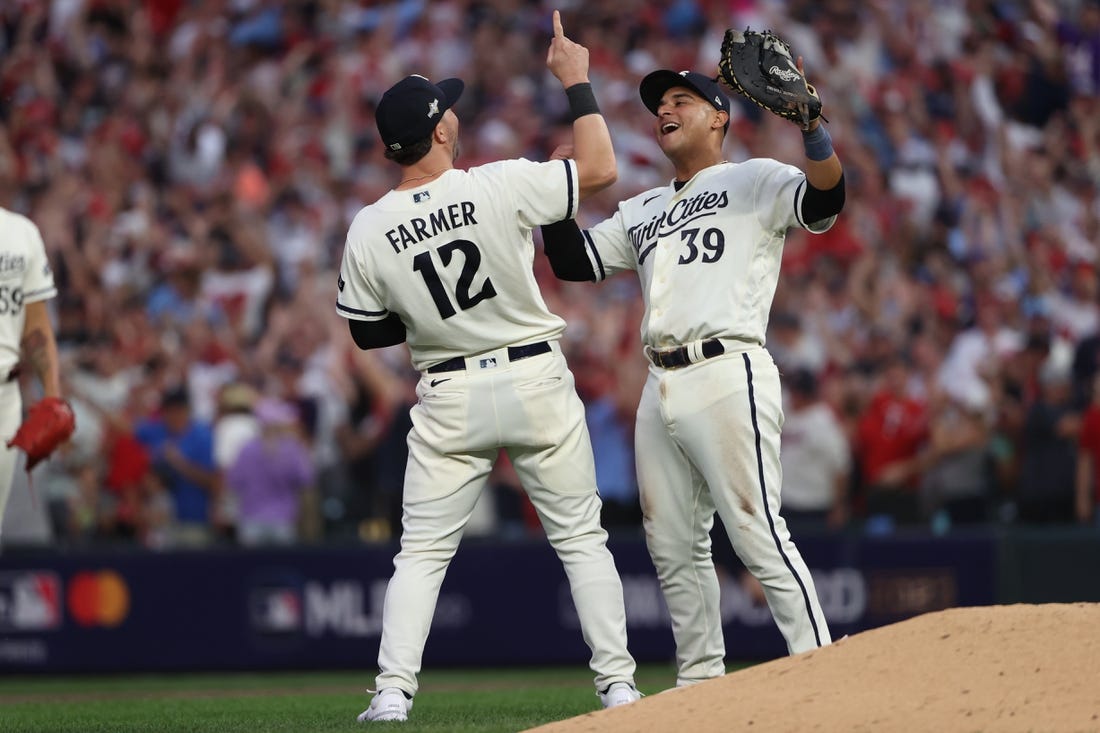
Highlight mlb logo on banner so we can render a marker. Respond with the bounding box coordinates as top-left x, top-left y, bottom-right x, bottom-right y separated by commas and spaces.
249, 586, 303, 634
0, 571, 62, 631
